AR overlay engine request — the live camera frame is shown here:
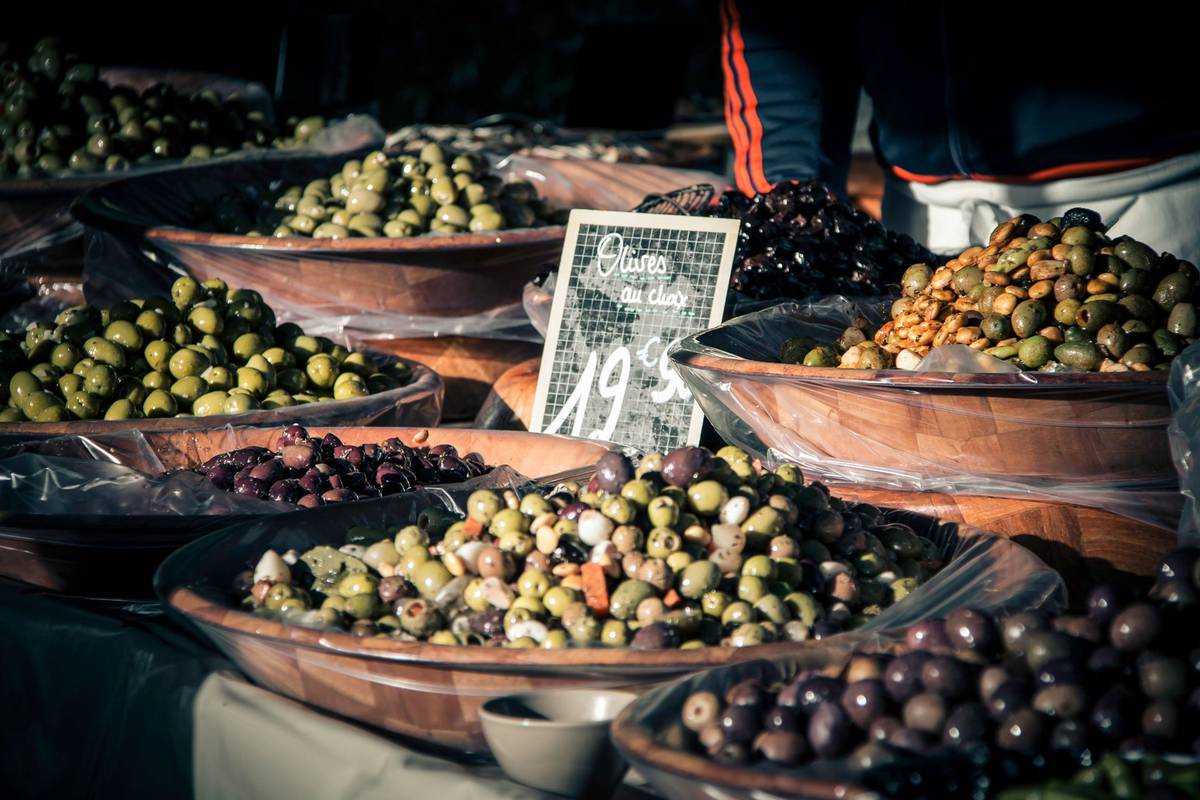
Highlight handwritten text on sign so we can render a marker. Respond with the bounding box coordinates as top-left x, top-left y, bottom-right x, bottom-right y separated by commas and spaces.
531, 210, 739, 451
